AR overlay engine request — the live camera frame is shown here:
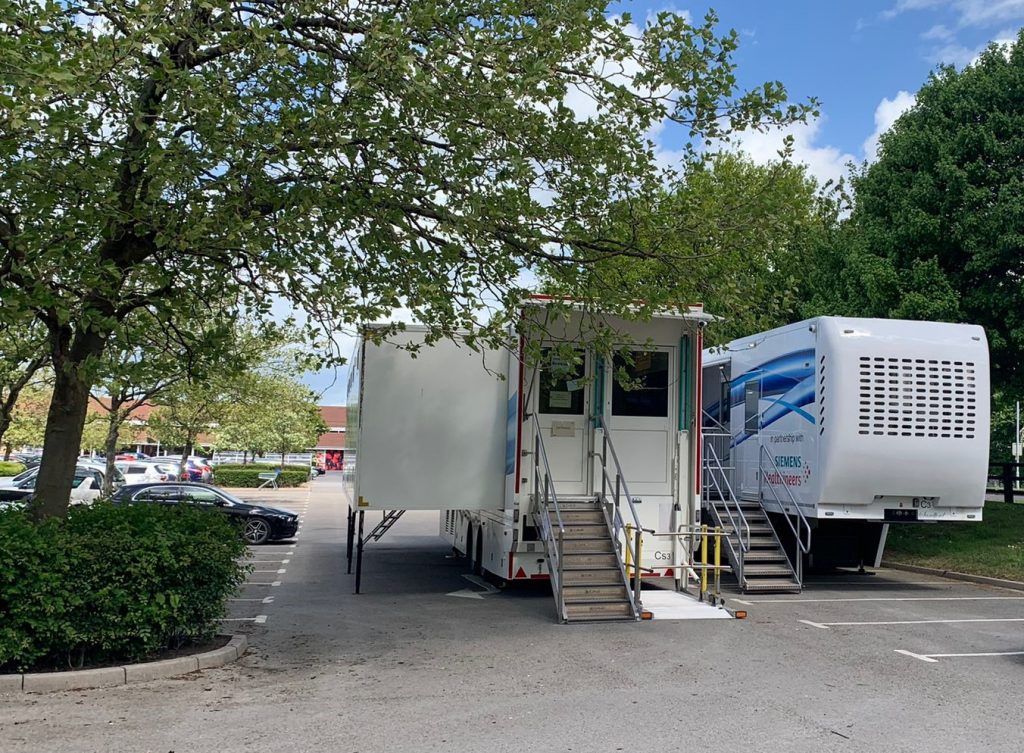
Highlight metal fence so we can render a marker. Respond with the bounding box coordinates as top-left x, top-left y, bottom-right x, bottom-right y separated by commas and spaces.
987, 462, 1024, 503
210, 451, 314, 466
